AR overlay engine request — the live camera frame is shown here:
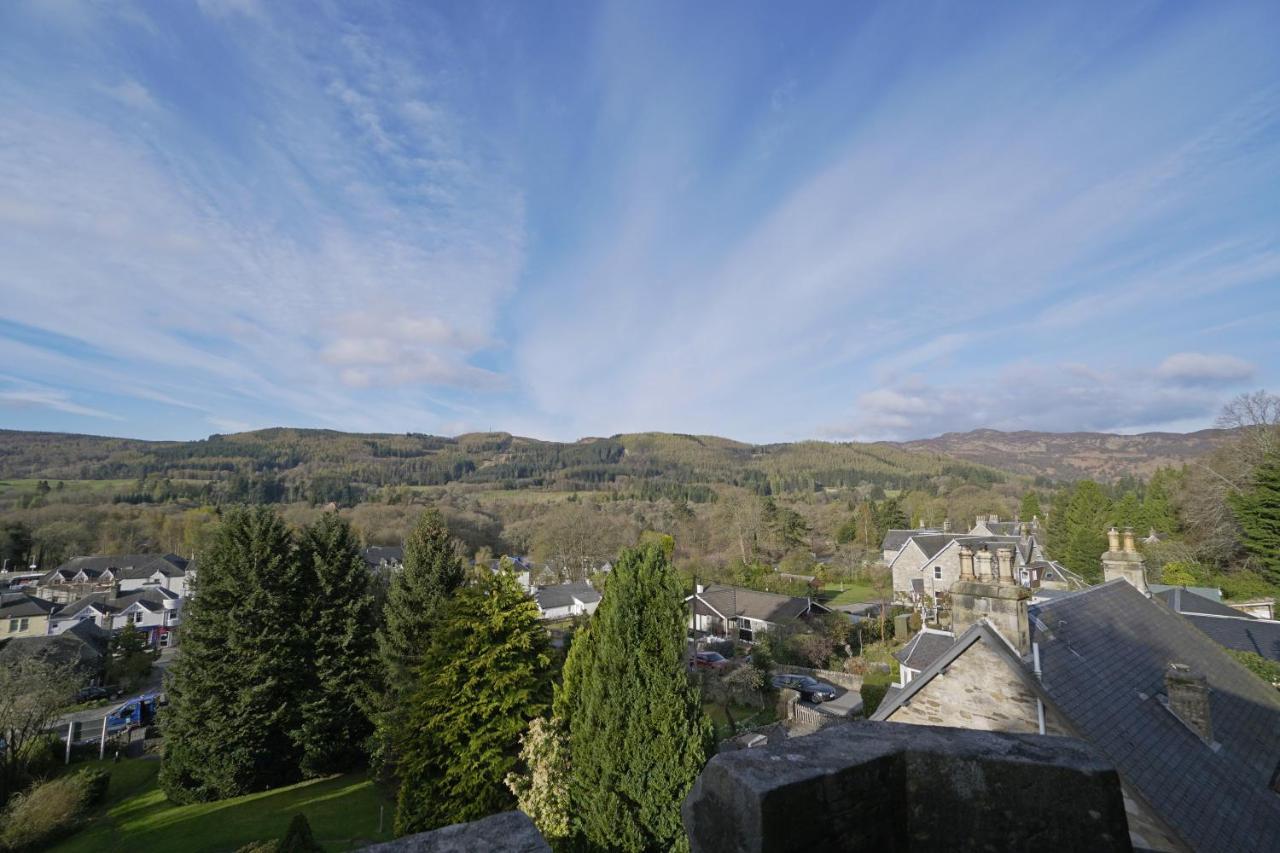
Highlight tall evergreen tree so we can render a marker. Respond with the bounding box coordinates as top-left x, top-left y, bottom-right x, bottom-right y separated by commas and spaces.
377, 508, 466, 685
1050, 481, 1112, 583
1020, 491, 1042, 522
161, 507, 308, 803
1142, 469, 1179, 534
373, 508, 466, 776
559, 544, 714, 852
393, 569, 551, 835
1229, 449, 1280, 586
296, 513, 380, 776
